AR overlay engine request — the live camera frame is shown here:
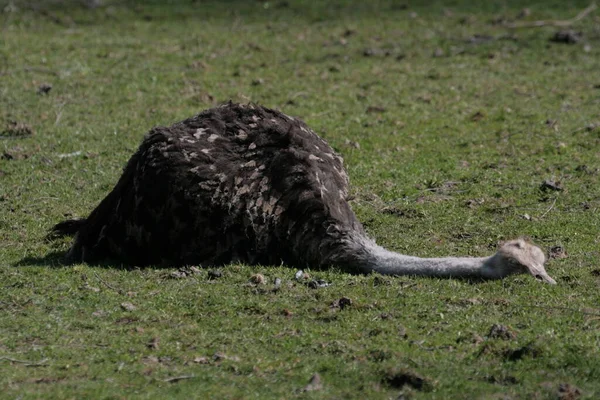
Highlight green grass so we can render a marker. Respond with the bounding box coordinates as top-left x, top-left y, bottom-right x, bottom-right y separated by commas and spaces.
1, 0, 600, 398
